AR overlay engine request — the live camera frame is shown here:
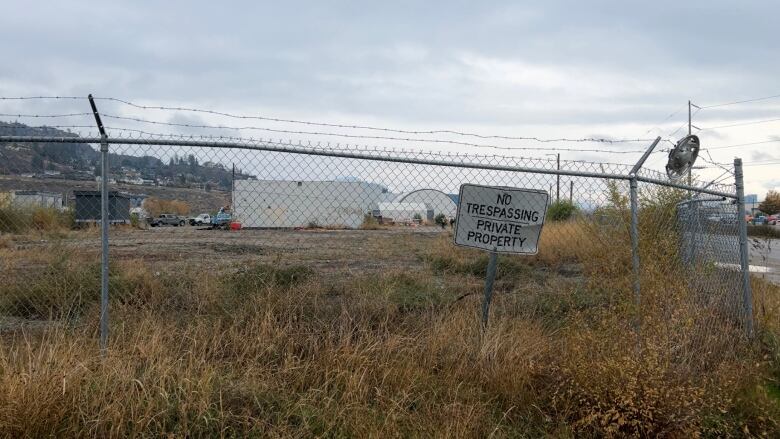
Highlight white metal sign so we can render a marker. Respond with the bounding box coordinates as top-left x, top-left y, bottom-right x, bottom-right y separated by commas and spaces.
454, 184, 549, 254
